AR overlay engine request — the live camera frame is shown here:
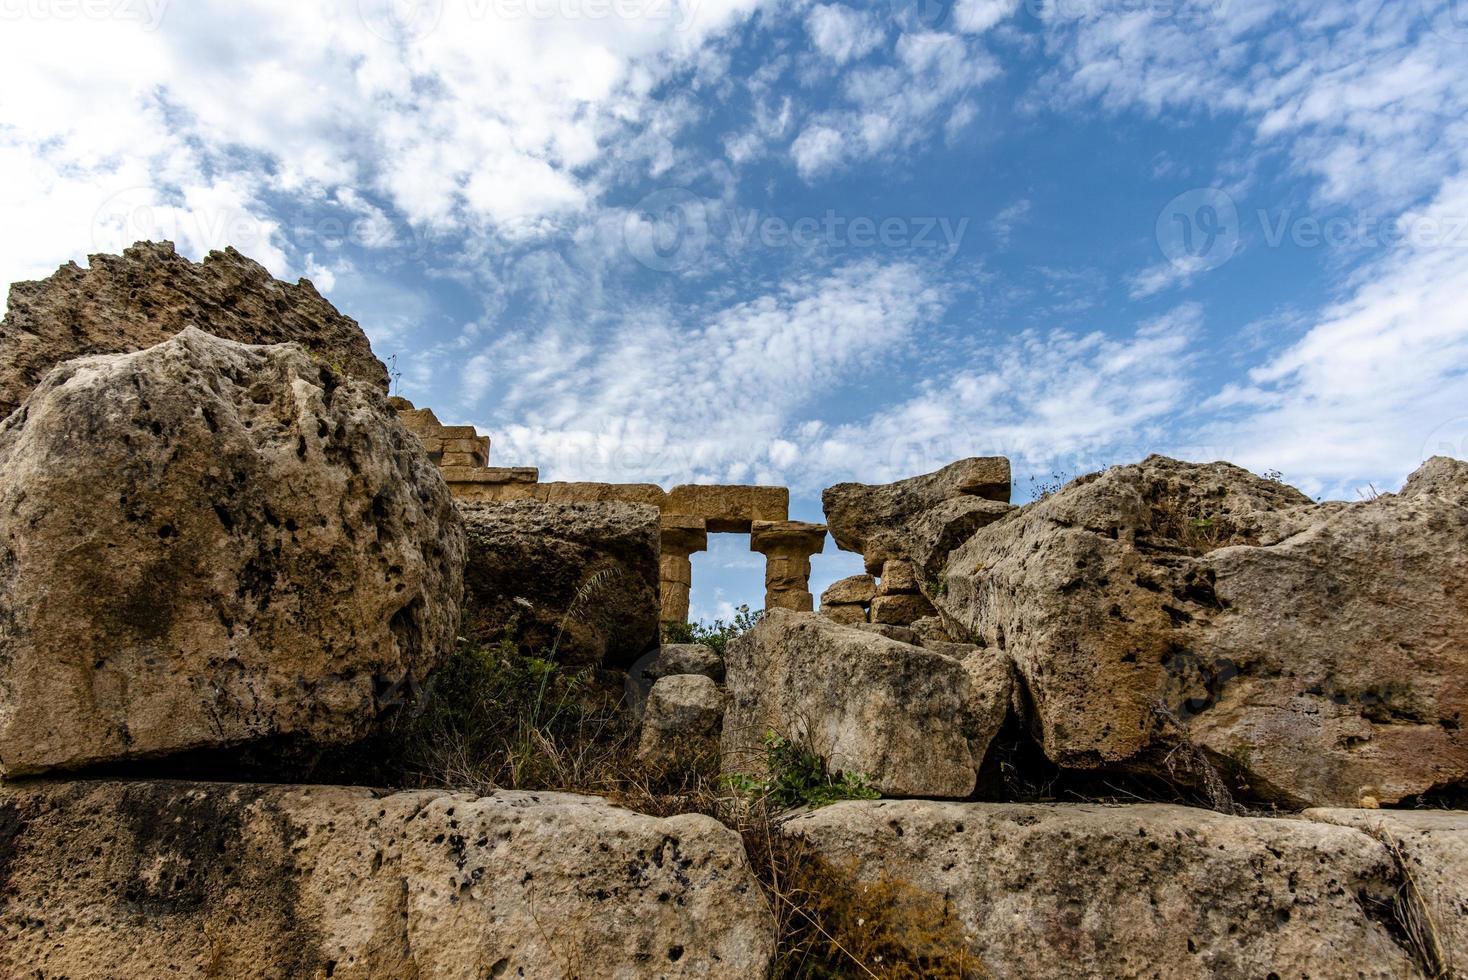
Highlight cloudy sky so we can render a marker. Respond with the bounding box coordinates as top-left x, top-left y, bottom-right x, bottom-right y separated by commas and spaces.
4, 0, 1467, 617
